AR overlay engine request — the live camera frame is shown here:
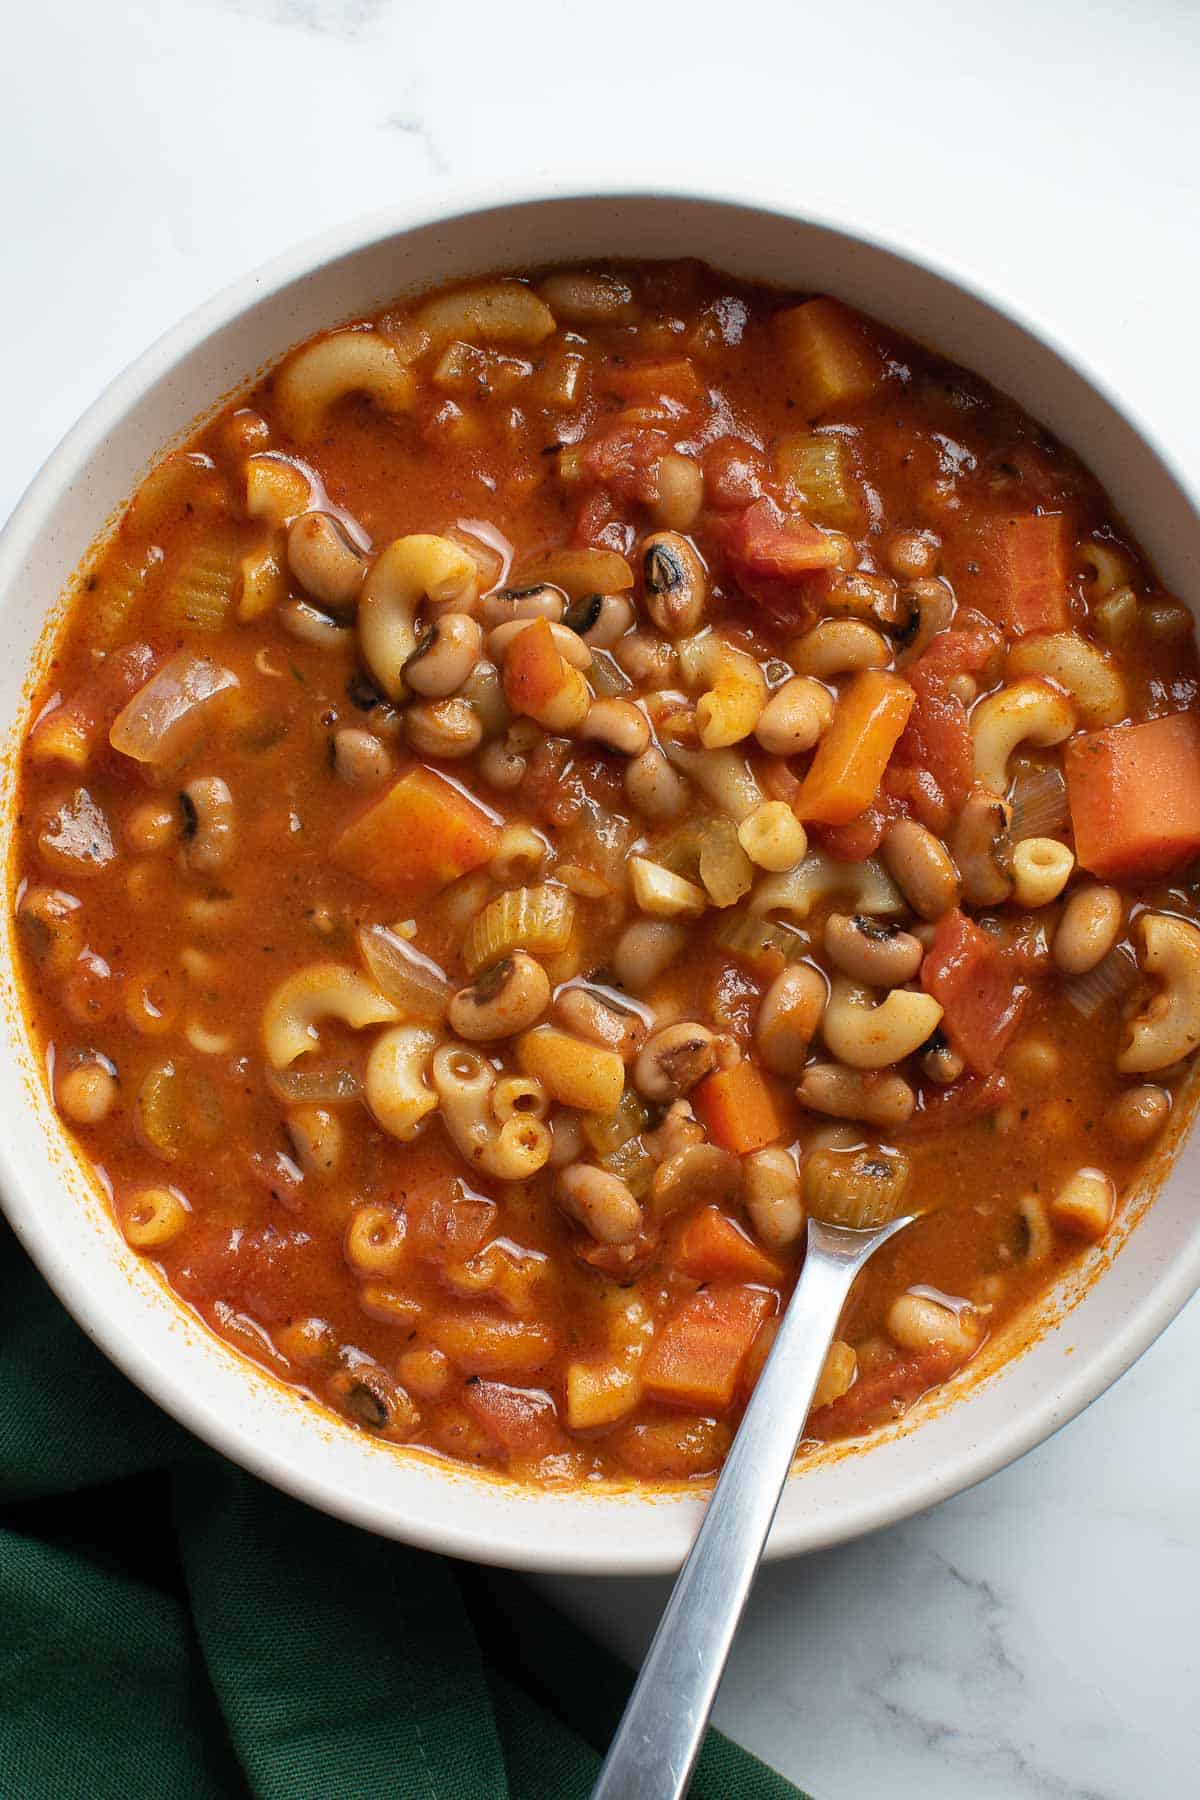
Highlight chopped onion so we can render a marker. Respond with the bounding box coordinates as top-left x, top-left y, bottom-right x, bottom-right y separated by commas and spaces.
357, 923, 451, 1021
588, 651, 634, 698
109, 653, 238, 766
265, 1065, 363, 1106
1010, 766, 1068, 841
1063, 945, 1137, 1018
